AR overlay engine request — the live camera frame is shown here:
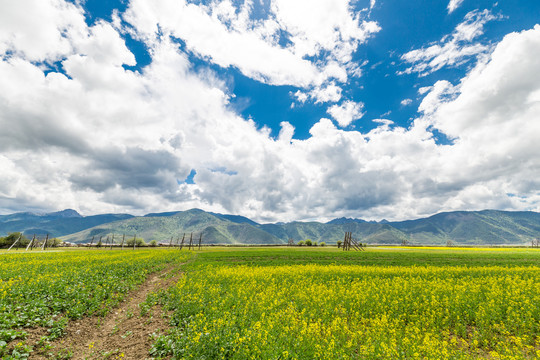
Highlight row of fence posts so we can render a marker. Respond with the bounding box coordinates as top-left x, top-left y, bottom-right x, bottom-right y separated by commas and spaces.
5, 232, 203, 251
86, 232, 202, 250
7, 233, 52, 251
